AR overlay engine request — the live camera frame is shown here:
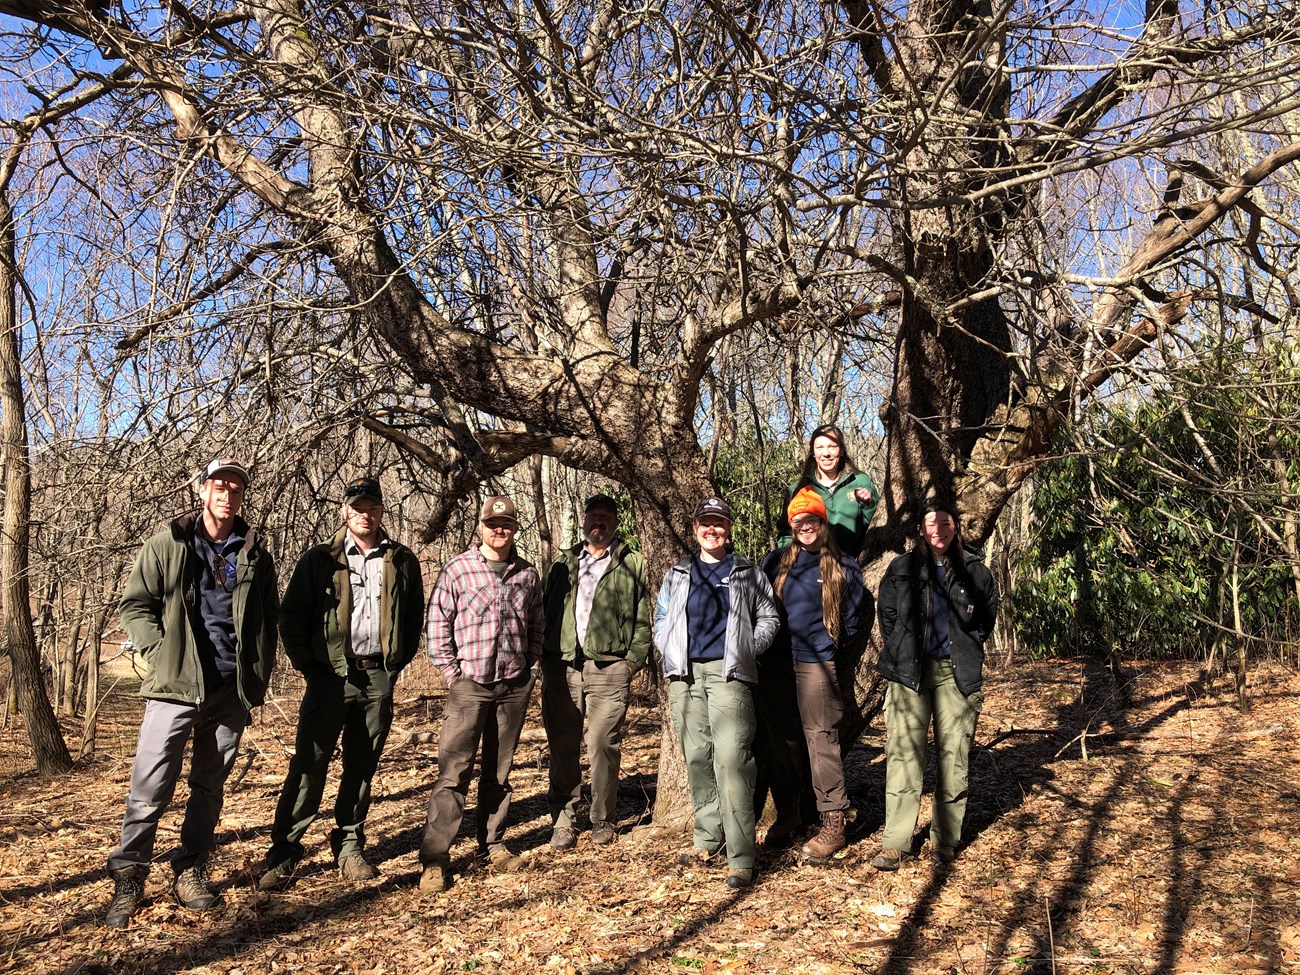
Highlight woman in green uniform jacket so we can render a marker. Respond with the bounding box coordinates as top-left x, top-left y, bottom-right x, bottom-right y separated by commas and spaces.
776, 424, 878, 561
